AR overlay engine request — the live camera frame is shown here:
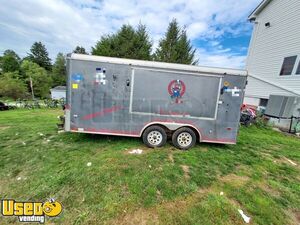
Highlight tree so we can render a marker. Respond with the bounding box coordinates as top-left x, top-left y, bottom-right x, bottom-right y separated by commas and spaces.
21, 60, 52, 98
175, 29, 197, 65
154, 19, 197, 65
92, 35, 116, 57
52, 53, 66, 87
0, 56, 2, 73
27, 42, 52, 71
4, 50, 20, 60
73, 46, 88, 54
92, 24, 152, 60
154, 19, 180, 63
133, 24, 152, 60
0, 72, 28, 100
0, 50, 21, 73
